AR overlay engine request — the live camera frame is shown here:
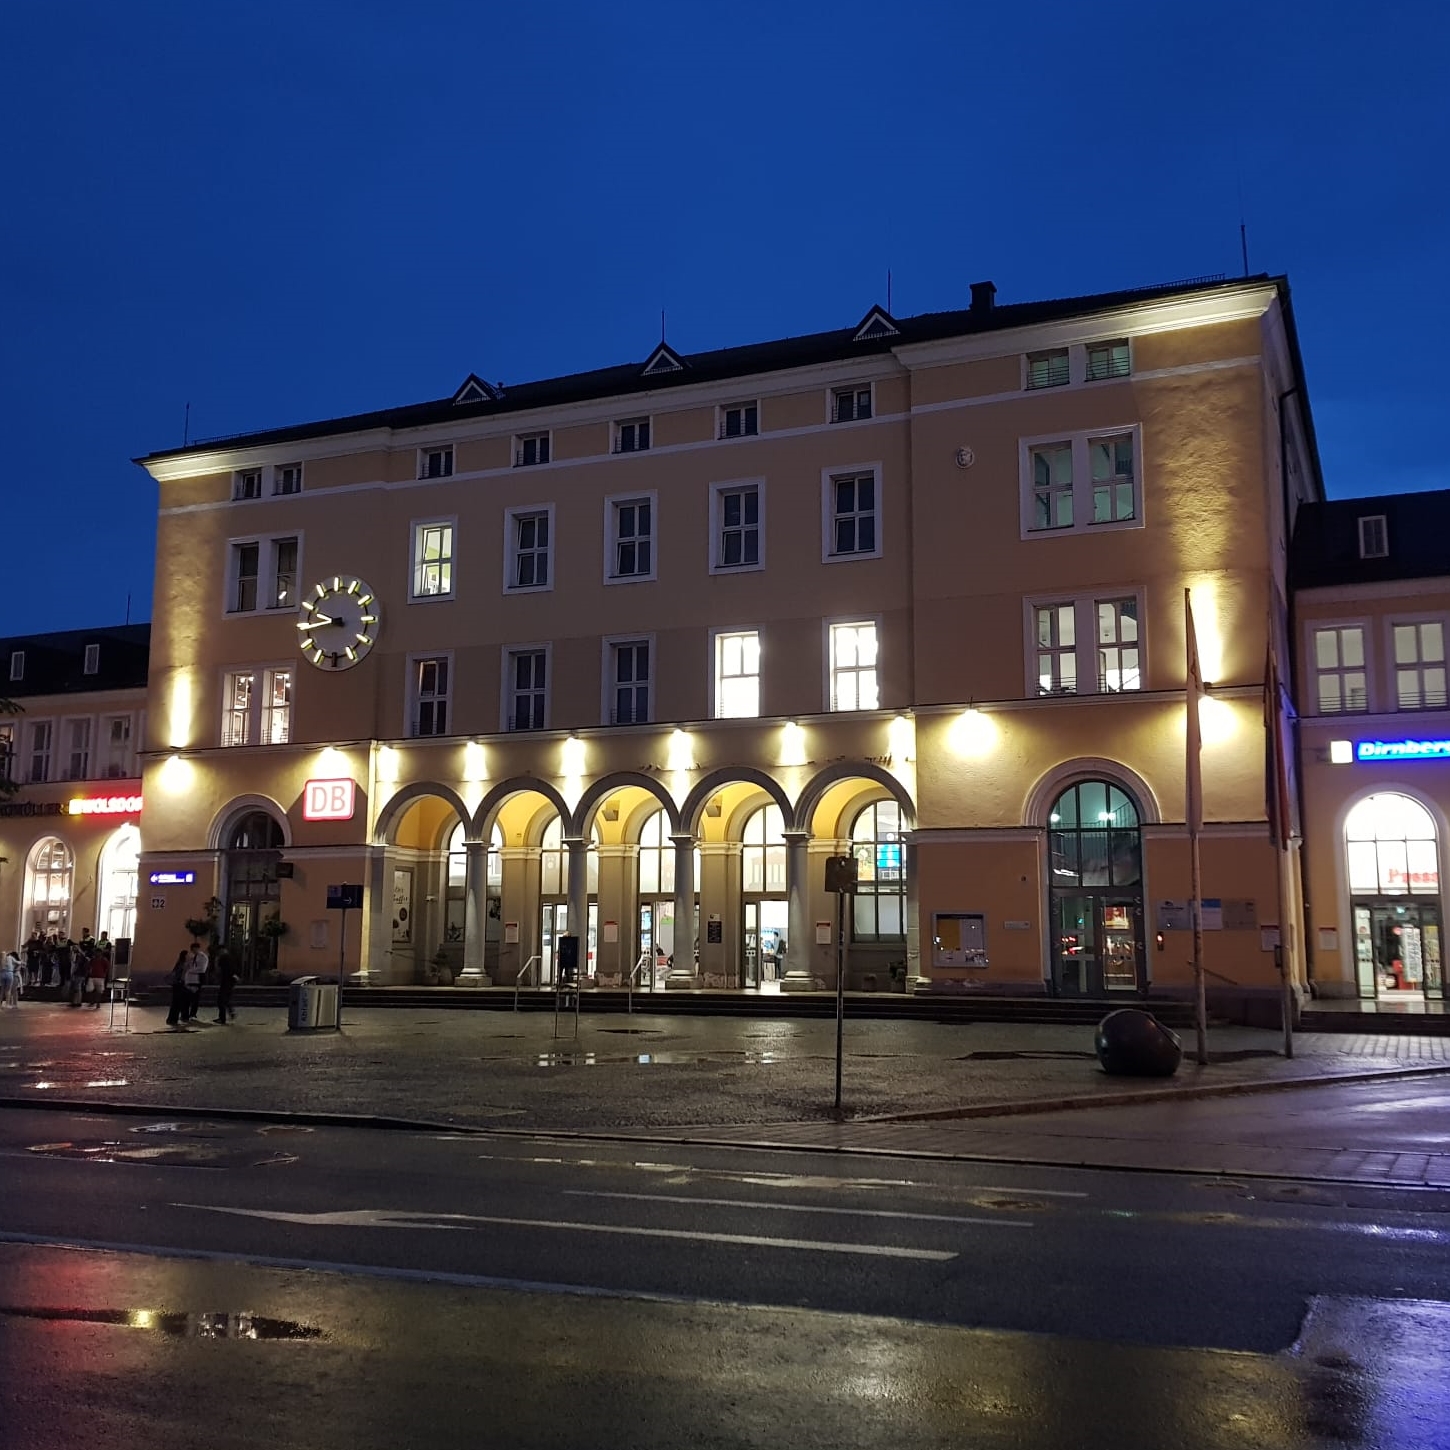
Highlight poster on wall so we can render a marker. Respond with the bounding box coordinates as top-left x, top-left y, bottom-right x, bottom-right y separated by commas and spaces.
392, 868, 413, 944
